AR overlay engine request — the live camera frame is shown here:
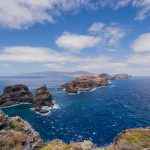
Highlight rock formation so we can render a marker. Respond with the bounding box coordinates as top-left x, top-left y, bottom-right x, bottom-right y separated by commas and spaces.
107, 128, 150, 150
62, 73, 131, 93
41, 128, 150, 150
0, 112, 43, 150
62, 75, 109, 93
0, 84, 33, 107
0, 112, 149, 150
0, 85, 54, 114
33, 86, 54, 114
